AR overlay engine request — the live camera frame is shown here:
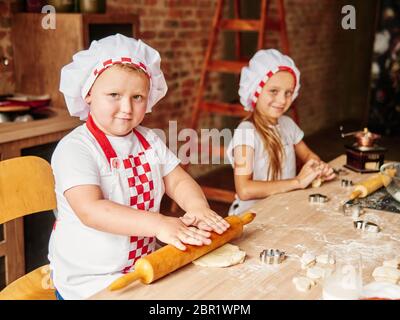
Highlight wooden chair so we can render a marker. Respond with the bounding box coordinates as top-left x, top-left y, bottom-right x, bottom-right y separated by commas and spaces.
0, 156, 56, 300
